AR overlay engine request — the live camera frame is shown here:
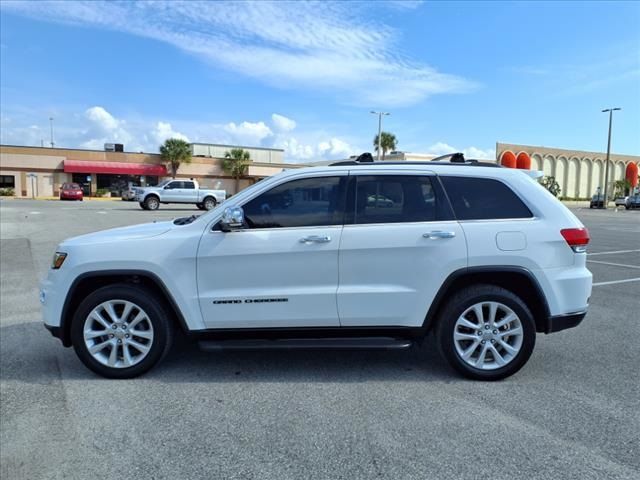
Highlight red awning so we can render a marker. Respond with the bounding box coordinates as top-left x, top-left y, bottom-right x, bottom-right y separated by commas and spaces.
63, 159, 167, 176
